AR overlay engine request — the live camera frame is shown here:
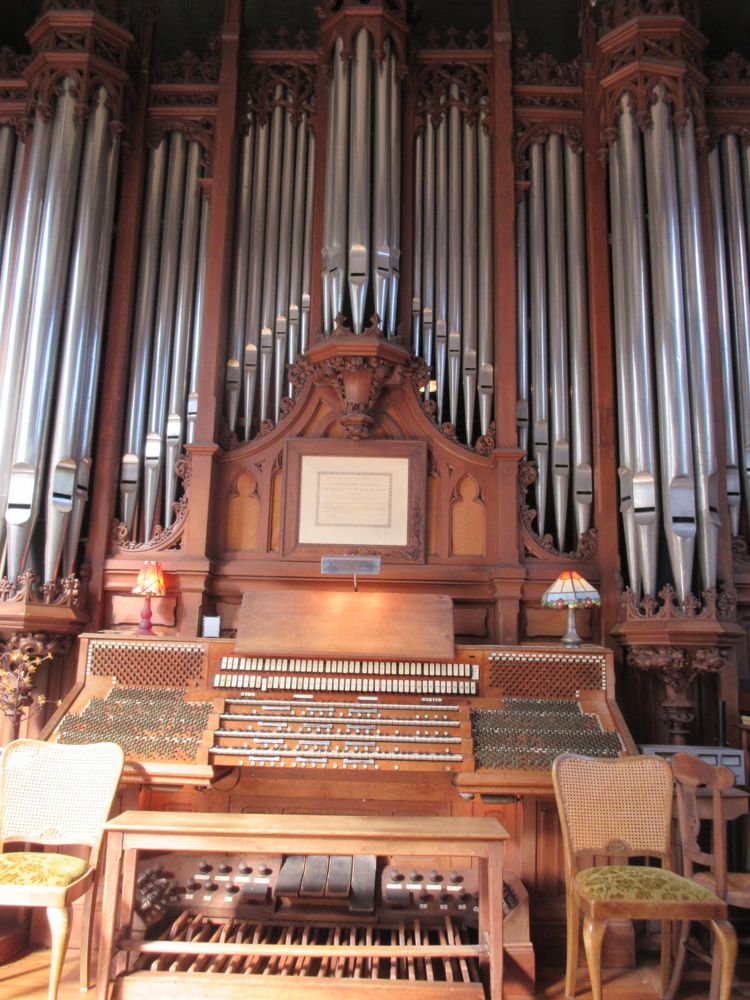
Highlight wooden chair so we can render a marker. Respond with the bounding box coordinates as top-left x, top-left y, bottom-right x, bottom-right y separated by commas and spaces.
671, 751, 750, 994
551, 753, 737, 1000
0, 738, 124, 1000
